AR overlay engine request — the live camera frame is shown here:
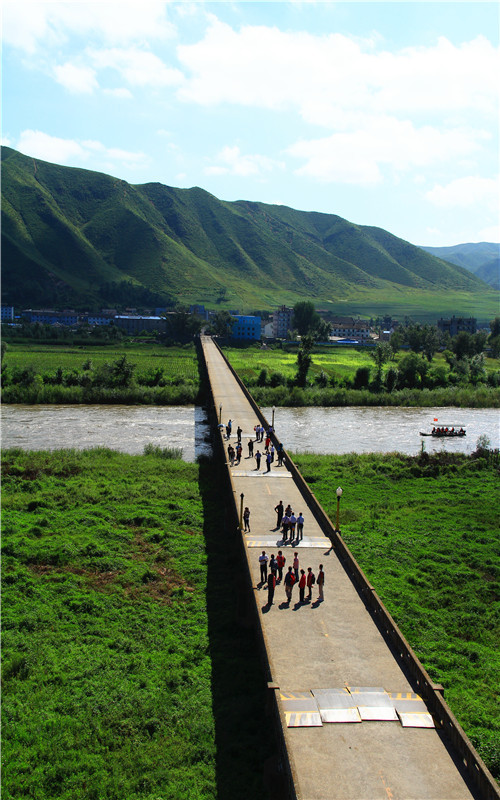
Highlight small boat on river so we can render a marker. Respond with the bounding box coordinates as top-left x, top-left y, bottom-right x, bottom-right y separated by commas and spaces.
420, 426, 466, 438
